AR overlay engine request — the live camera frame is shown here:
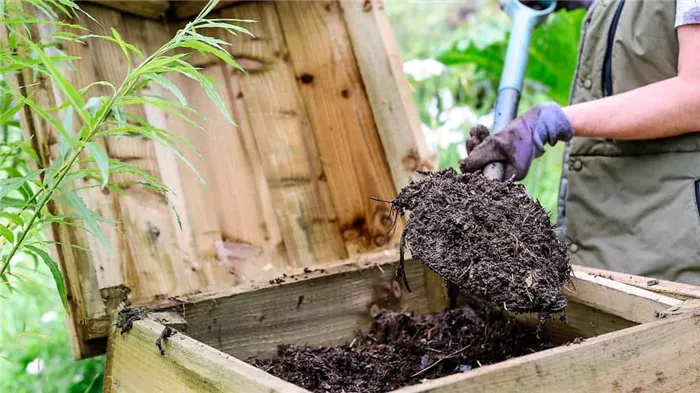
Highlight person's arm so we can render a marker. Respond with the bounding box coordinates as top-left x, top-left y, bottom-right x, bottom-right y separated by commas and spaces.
562, 24, 700, 140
